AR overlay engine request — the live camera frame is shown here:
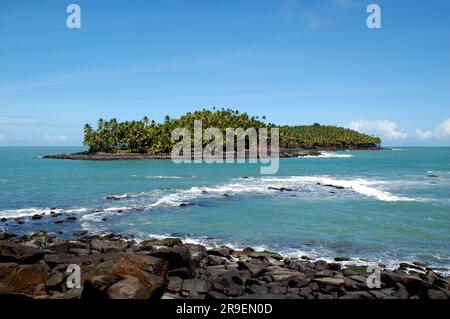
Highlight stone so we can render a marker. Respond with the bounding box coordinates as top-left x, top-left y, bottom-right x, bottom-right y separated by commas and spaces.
207, 255, 227, 266
313, 260, 329, 271
0, 262, 48, 295
339, 291, 373, 299
0, 242, 45, 264
141, 237, 182, 248
427, 289, 447, 299
167, 276, 183, 293
72, 230, 89, 237
147, 246, 192, 270
167, 267, 192, 279
206, 291, 228, 299
184, 244, 207, 267
181, 278, 210, 294
81, 274, 164, 299
334, 257, 351, 262
46, 271, 65, 290
0, 232, 17, 240
246, 284, 268, 294
238, 260, 268, 277
89, 239, 129, 253
207, 247, 231, 258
